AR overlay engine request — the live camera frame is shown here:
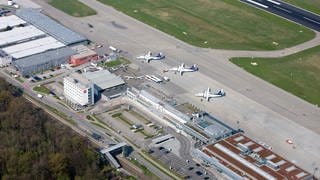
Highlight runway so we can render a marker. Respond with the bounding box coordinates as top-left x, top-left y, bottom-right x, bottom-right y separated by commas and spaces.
30, 0, 320, 175
241, 0, 320, 31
